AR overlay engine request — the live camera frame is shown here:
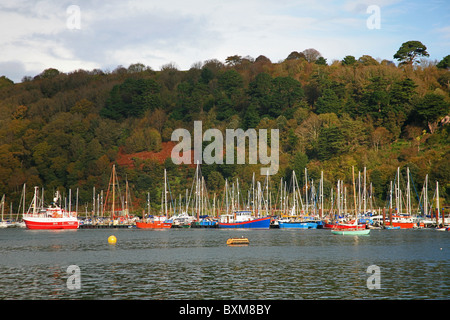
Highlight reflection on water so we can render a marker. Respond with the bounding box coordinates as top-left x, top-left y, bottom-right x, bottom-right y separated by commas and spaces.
0, 228, 448, 299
